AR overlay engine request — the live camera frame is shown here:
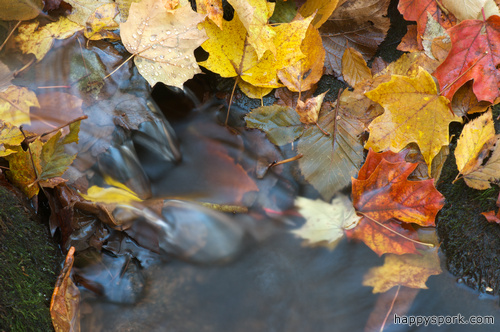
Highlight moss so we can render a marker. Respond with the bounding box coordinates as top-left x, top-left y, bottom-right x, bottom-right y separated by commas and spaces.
0, 186, 62, 331
436, 106, 500, 294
